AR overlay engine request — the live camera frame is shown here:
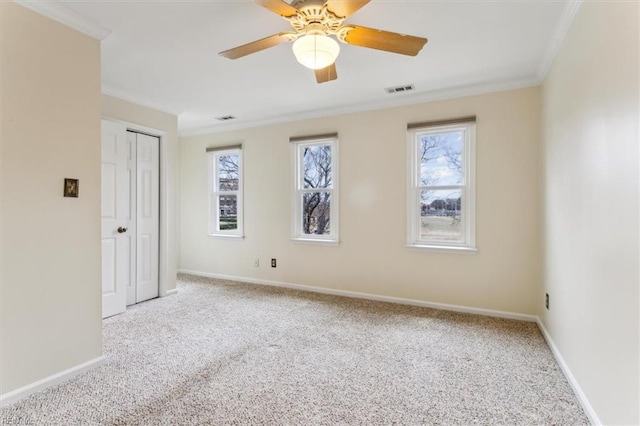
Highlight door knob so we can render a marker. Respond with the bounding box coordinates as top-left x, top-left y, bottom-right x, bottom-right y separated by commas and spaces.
117, 226, 128, 233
